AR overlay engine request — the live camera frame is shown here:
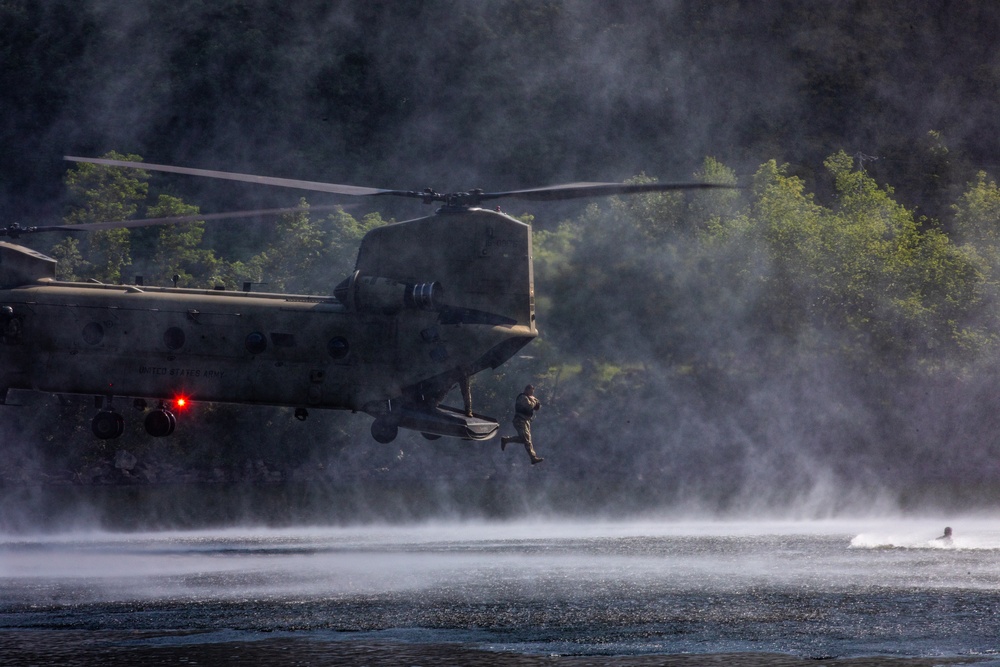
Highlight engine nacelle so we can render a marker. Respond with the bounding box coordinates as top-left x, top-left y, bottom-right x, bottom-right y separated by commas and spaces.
335, 272, 443, 314
0, 242, 56, 288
